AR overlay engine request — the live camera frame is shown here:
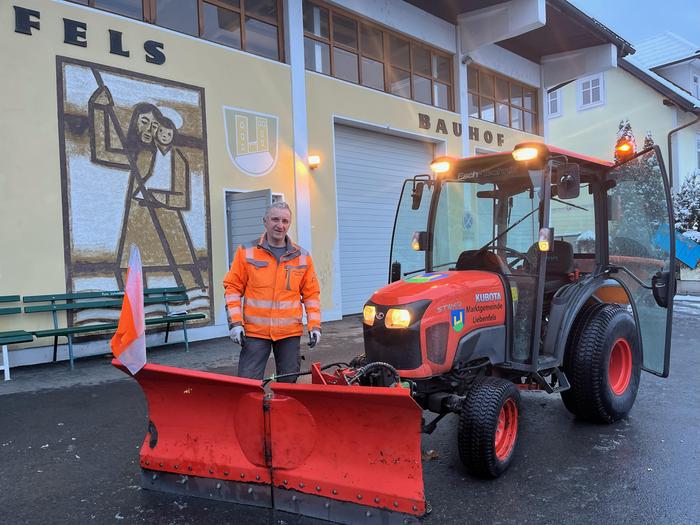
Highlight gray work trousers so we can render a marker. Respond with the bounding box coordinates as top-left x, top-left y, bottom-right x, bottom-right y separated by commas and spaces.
237, 335, 301, 383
